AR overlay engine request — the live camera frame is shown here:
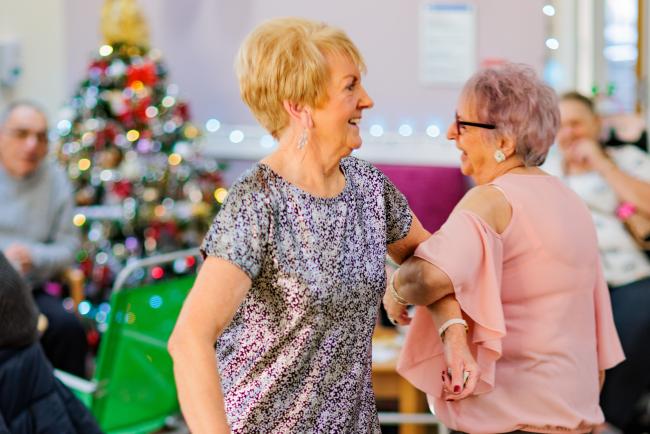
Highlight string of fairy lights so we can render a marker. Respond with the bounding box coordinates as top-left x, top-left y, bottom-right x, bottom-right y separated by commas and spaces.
62, 5, 561, 330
